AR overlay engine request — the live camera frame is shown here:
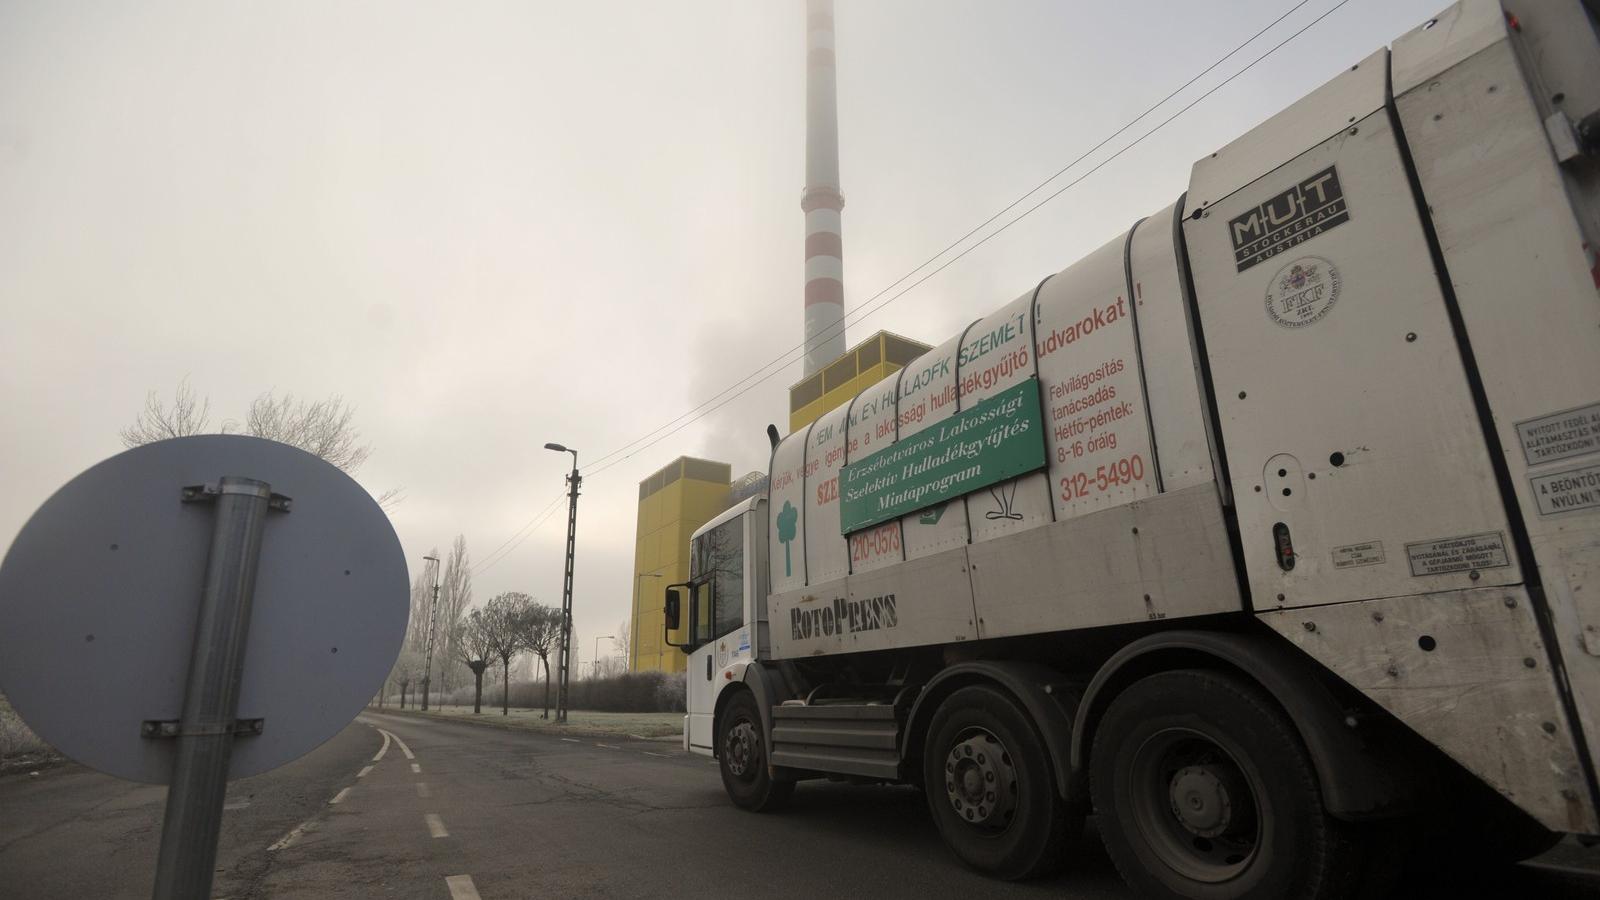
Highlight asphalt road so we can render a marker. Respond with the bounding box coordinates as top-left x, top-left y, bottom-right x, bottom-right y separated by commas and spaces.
2, 710, 1598, 898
